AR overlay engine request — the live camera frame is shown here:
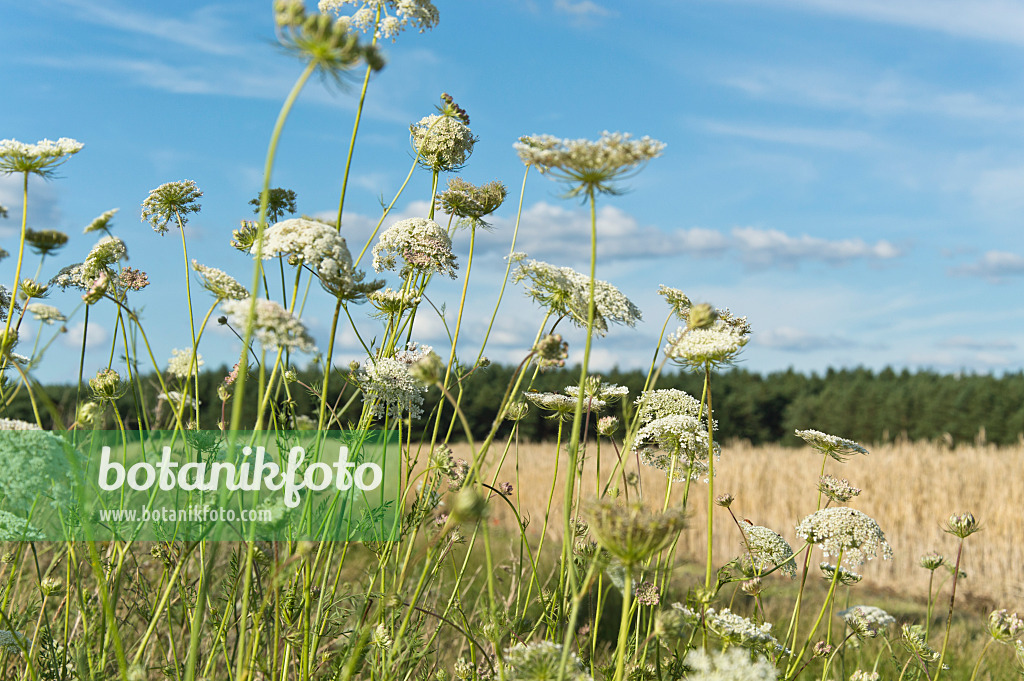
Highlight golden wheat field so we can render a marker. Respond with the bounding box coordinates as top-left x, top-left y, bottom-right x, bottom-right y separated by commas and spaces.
450, 439, 1024, 608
